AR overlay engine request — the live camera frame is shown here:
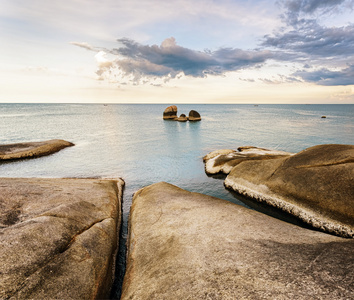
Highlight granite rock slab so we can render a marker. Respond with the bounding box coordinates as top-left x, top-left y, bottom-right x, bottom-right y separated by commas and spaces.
225, 144, 354, 238
204, 146, 292, 175
121, 182, 353, 299
0, 177, 123, 299
0, 139, 74, 161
